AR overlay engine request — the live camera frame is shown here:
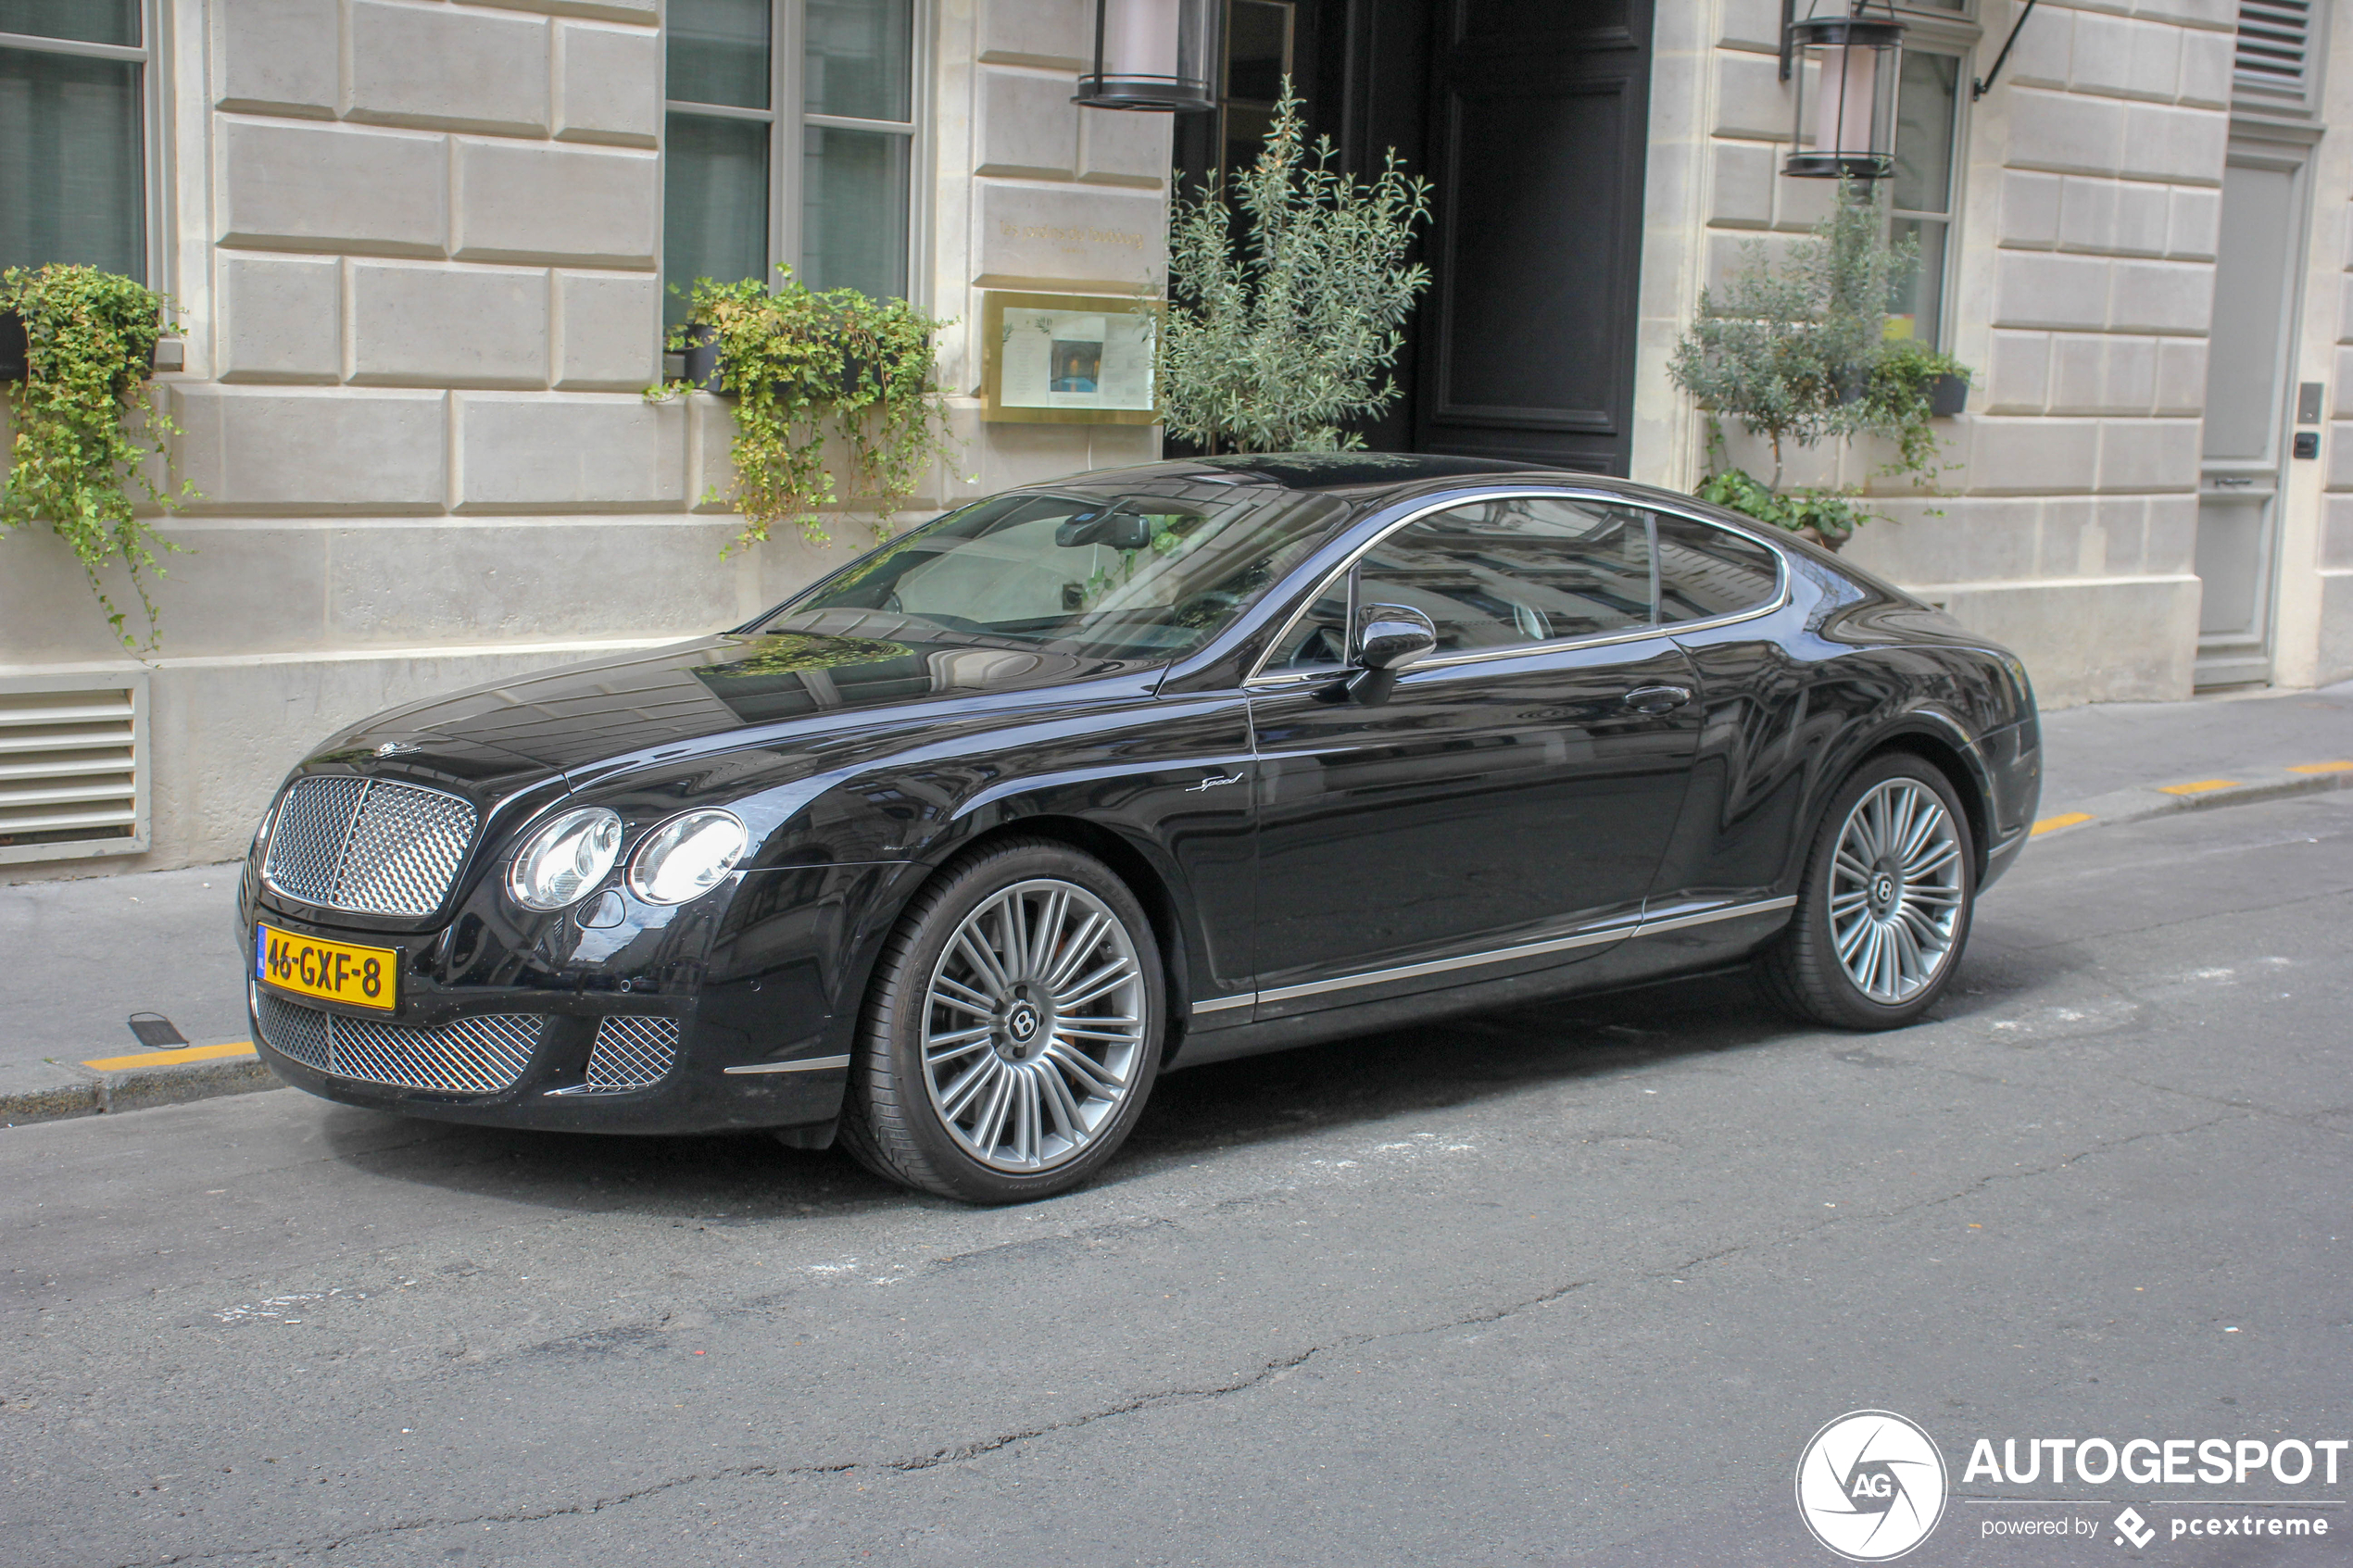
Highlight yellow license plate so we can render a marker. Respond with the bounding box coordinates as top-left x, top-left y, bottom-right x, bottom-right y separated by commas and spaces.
256, 924, 398, 1011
